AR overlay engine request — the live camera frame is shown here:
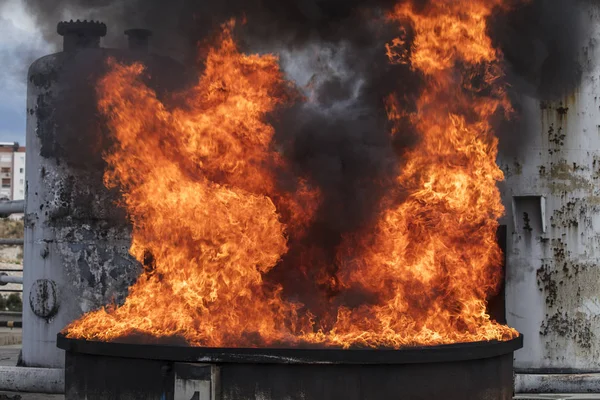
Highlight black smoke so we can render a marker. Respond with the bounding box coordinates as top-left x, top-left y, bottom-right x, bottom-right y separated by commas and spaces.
489, 0, 590, 100
488, 0, 591, 156
22, 0, 591, 147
